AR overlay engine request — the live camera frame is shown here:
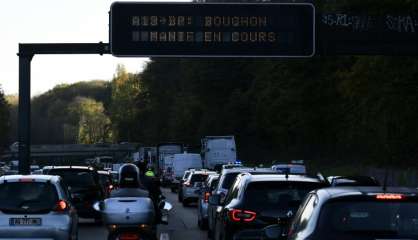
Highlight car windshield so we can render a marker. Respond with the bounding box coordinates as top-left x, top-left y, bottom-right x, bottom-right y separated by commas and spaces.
190, 174, 209, 184
316, 200, 418, 239
244, 181, 323, 211
49, 169, 96, 188
0, 182, 58, 213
